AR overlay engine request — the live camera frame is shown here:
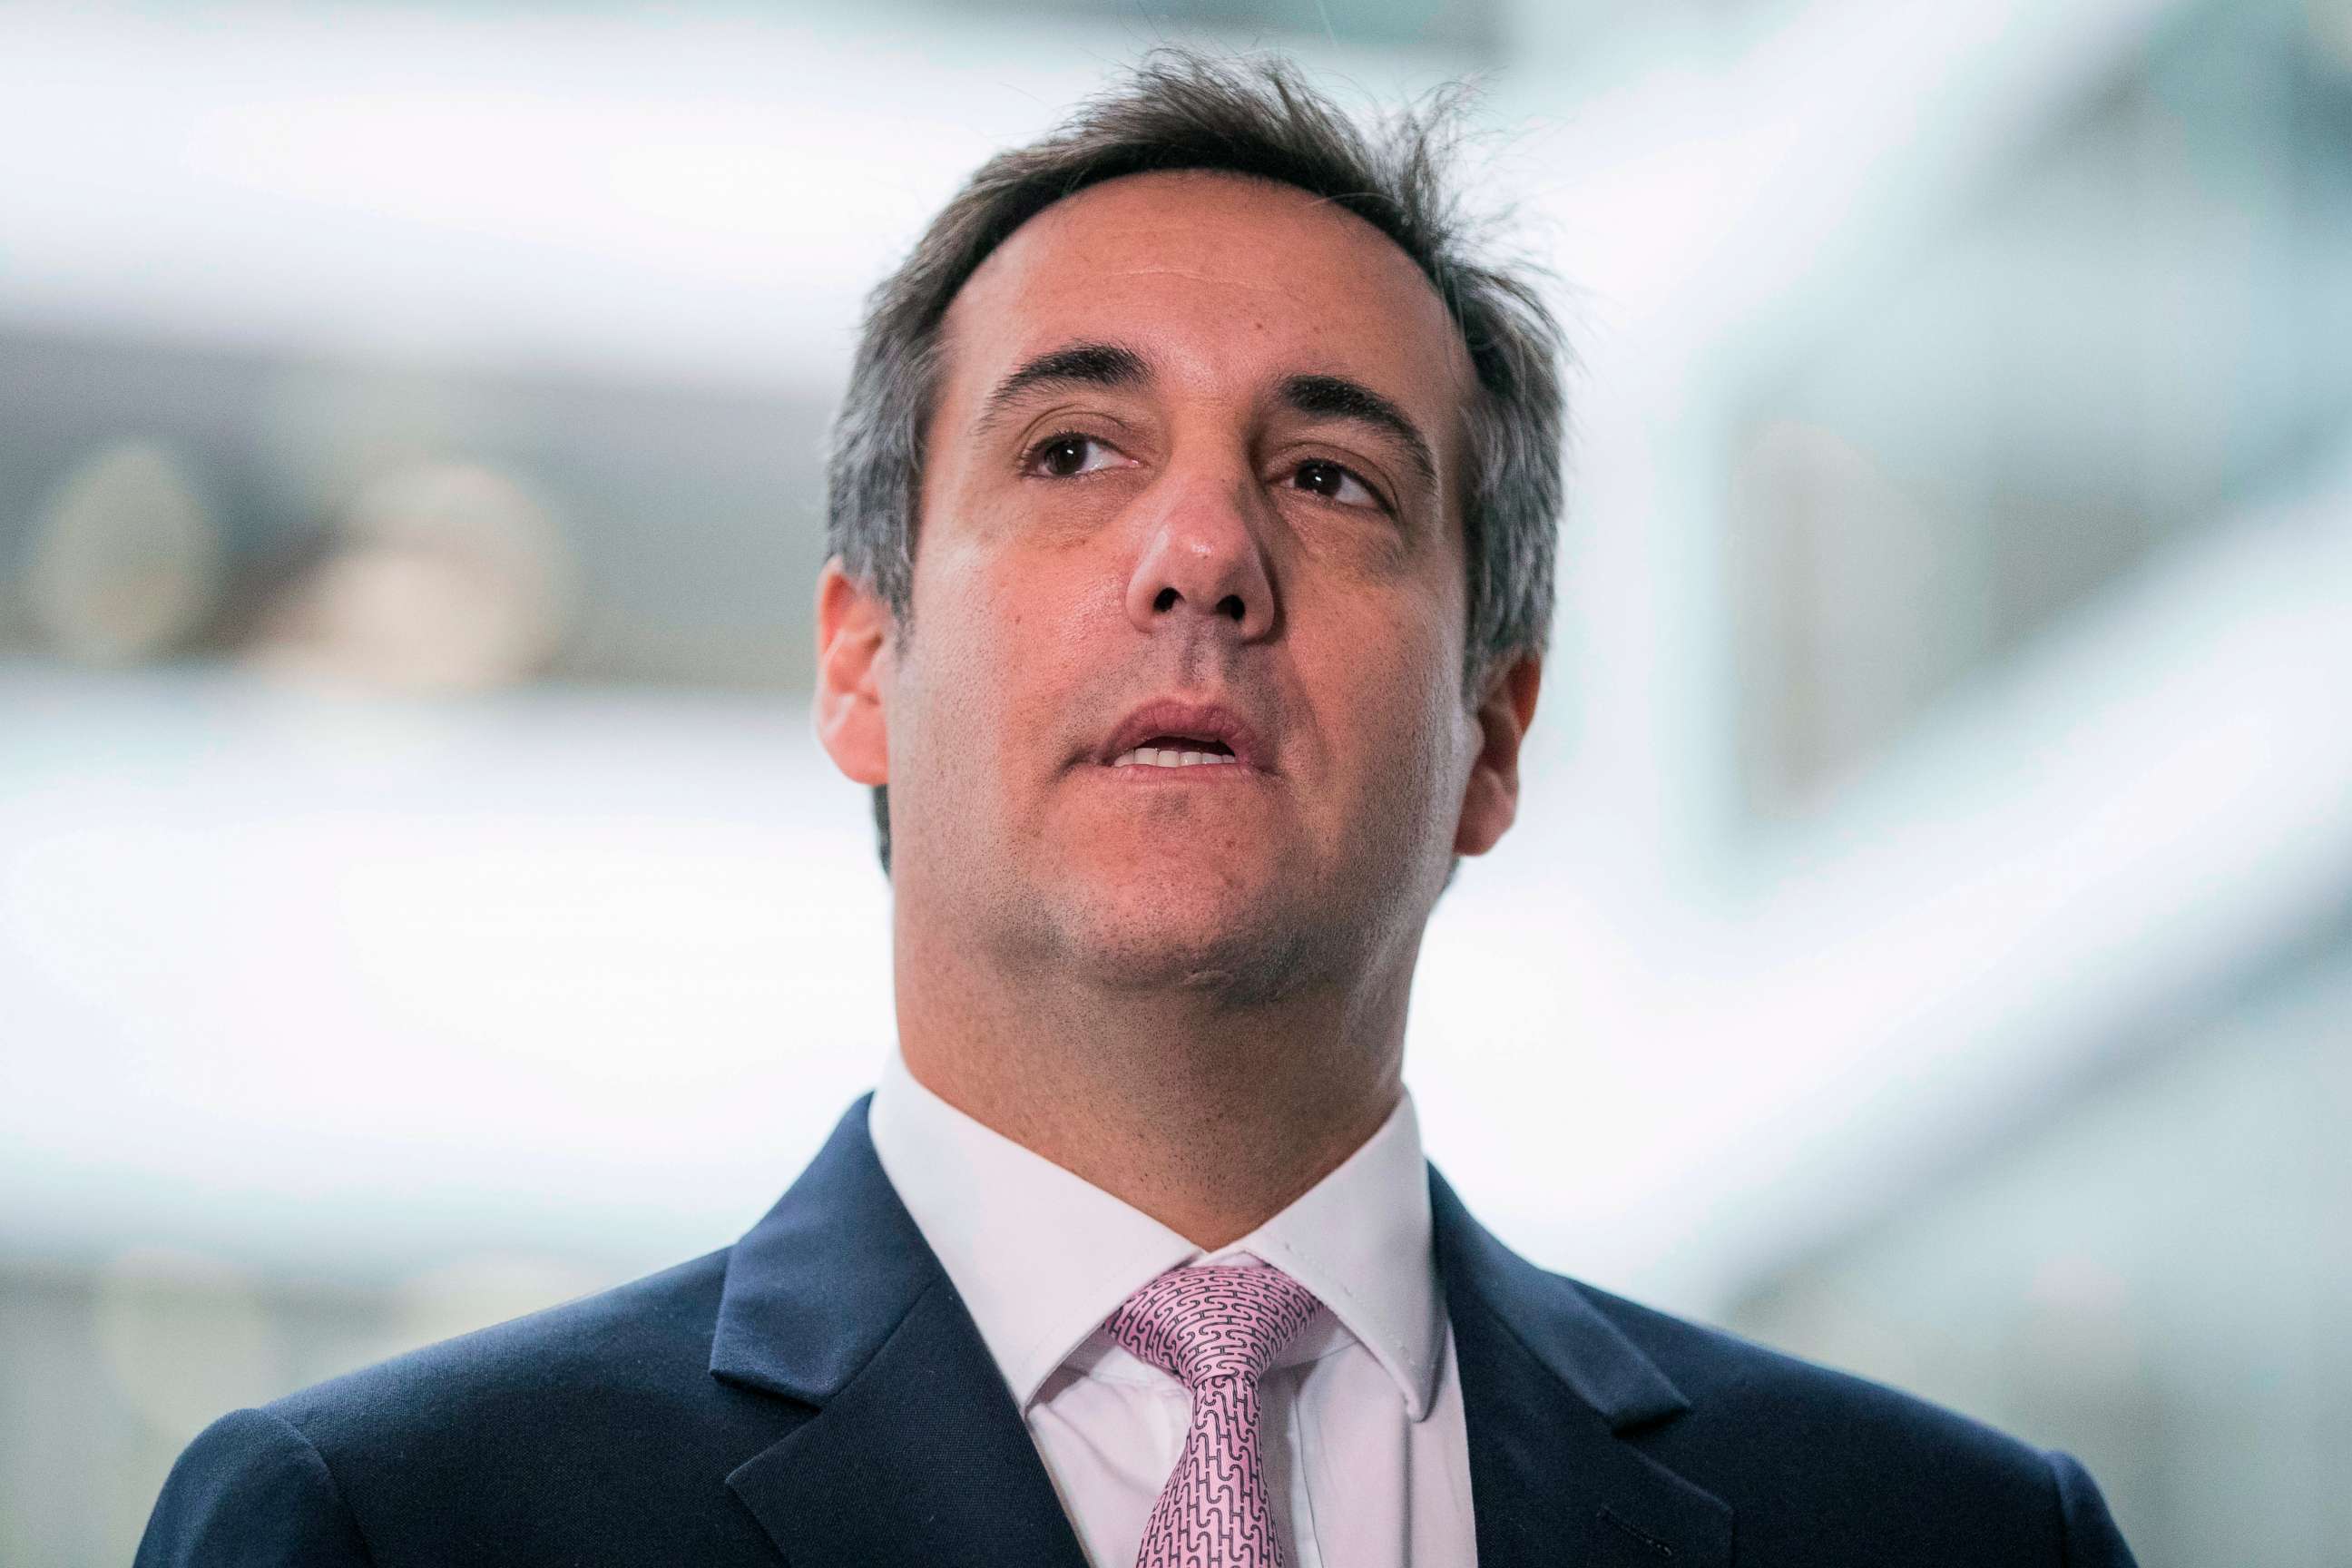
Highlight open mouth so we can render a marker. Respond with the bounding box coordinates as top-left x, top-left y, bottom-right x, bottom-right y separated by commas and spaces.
1094, 700, 1265, 772
1109, 736, 1240, 769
